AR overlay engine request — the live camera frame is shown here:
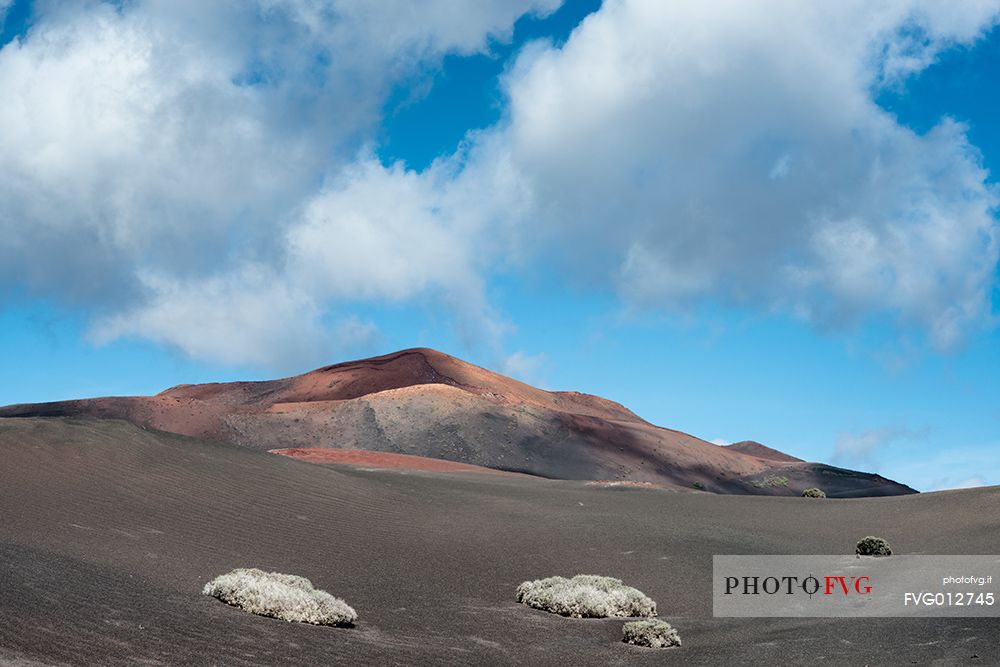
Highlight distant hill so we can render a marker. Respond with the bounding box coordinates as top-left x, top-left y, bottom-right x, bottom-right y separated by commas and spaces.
0, 348, 915, 496
725, 440, 803, 463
